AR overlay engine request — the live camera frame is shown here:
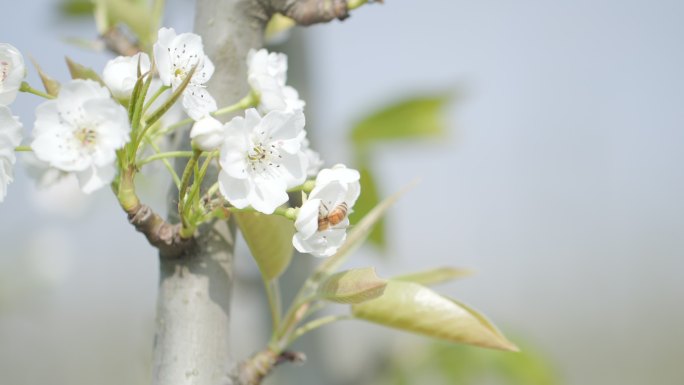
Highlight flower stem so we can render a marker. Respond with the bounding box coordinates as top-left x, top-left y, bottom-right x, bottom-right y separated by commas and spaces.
144, 138, 182, 188
14, 146, 32, 152
287, 180, 316, 193
137, 150, 216, 167
226, 206, 297, 220
163, 92, 258, 134
19, 82, 54, 99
